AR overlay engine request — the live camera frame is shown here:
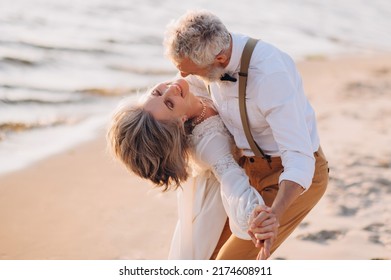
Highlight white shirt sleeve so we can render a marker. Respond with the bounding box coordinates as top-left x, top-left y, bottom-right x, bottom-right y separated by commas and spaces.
256, 72, 316, 189
193, 127, 265, 240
